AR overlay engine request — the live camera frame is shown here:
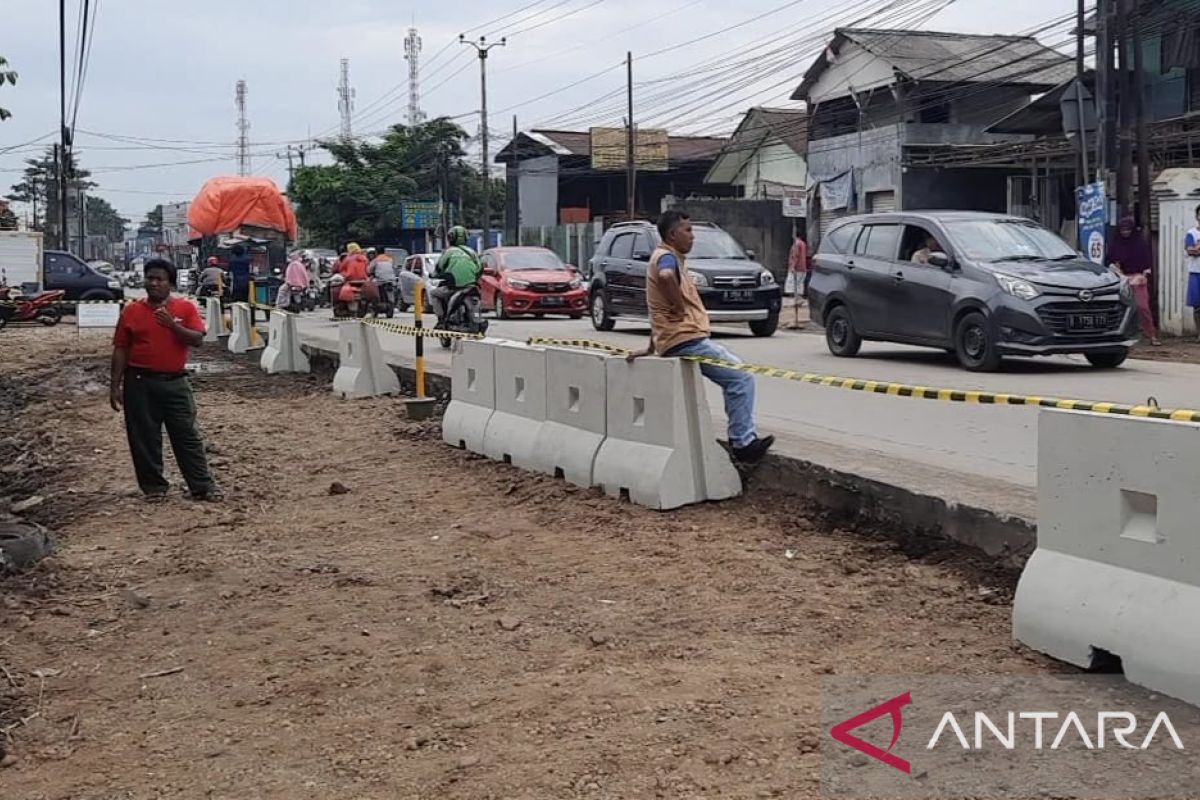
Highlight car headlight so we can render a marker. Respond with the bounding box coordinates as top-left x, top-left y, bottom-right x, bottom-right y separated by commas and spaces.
759, 270, 776, 286
994, 273, 1039, 301
508, 279, 529, 290
107, 279, 122, 290
690, 273, 709, 288
569, 278, 583, 289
